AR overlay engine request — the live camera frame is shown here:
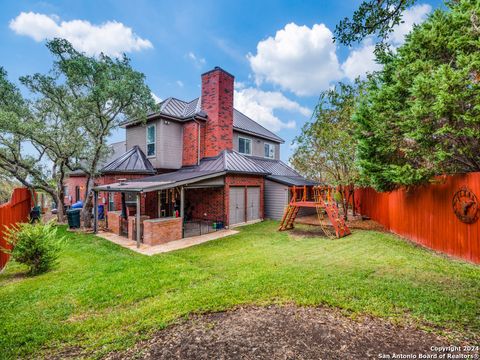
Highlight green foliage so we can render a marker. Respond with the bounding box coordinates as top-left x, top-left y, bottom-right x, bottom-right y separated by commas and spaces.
4, 221, 64, 275
0, 175, 18, 204
335, 0, 417, 46
0, 39, 158, 222
0, 222, 478, 358
291, 81, 362, 186
354, 0, 480, 191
